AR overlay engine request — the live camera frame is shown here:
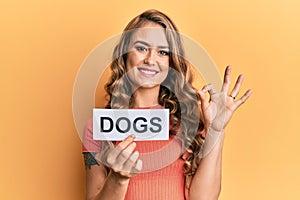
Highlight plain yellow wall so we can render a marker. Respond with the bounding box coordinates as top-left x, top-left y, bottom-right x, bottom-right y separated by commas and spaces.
1, 0, 300, 199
